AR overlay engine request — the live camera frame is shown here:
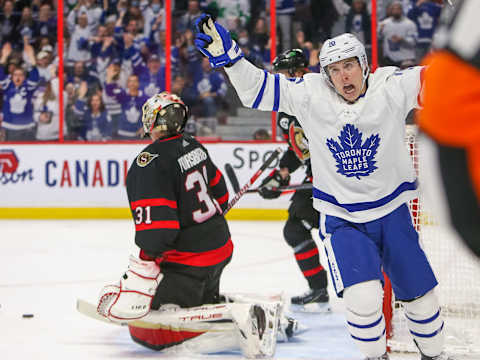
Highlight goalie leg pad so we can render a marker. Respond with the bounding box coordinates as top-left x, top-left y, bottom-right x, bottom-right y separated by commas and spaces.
404, 290, 444, 358
129, 303, 237, 352
343, 280, 386, 358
